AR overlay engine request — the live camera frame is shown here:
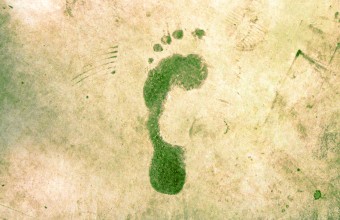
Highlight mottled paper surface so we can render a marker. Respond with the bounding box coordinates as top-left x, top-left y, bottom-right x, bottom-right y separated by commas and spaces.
0, 0, 339, 219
